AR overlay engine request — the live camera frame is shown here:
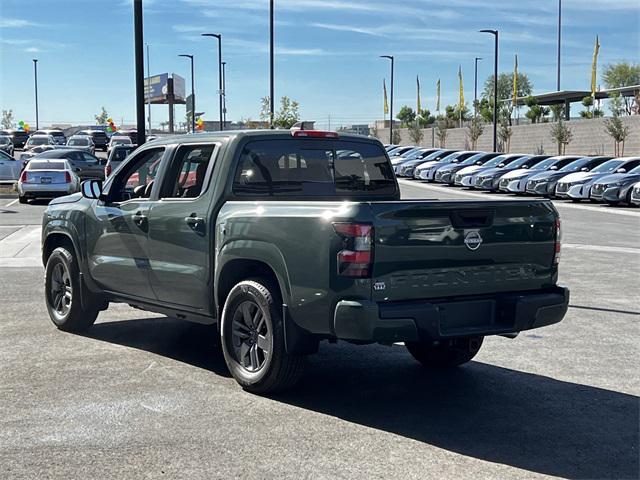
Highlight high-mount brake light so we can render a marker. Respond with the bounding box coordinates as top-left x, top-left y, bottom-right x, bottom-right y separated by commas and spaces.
554, 217, 562, 265
291, 130, 339, 139
332, 223, 373, 278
